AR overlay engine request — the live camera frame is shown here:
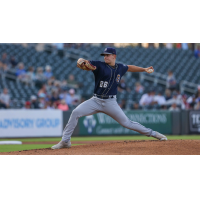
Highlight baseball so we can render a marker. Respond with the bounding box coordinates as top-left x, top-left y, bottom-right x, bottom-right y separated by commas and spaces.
148, 69, 154, 73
